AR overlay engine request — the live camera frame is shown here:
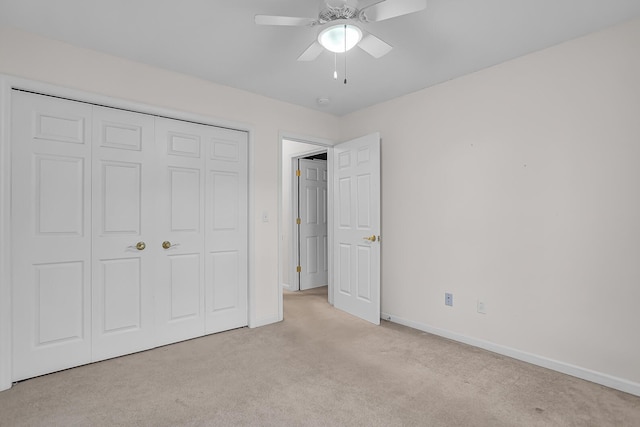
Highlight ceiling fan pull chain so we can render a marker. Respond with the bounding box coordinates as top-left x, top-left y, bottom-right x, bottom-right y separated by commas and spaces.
334, 53, 338, 80
344, 24, 348, 85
